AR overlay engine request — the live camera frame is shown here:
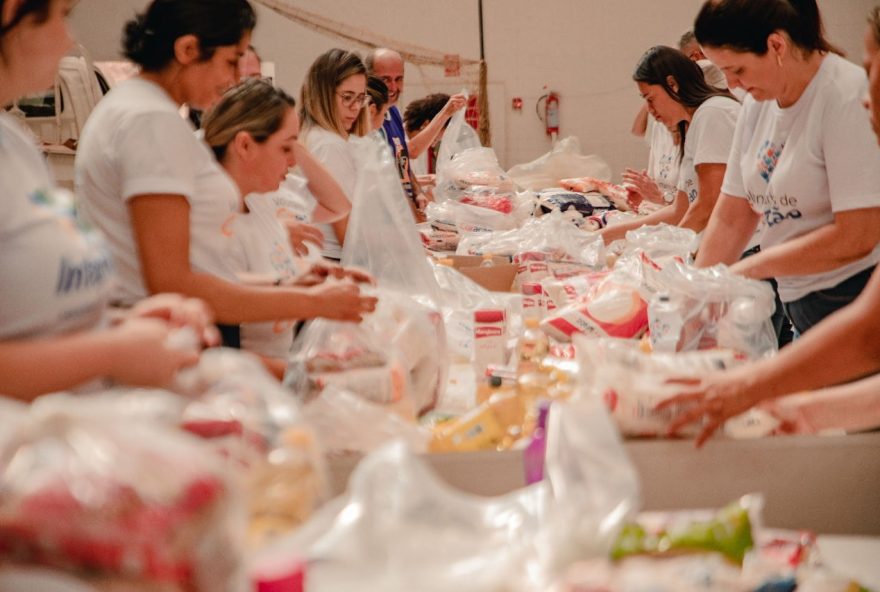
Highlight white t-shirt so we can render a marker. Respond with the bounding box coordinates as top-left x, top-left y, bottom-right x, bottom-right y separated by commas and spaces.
0, 114, 113, 340
721, 53, 880, 302
225, 191, 303, 358
75, 78, 241, 305
302, 126, 357, 260
677, 95, 741, 204
646, 118, 680, 202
